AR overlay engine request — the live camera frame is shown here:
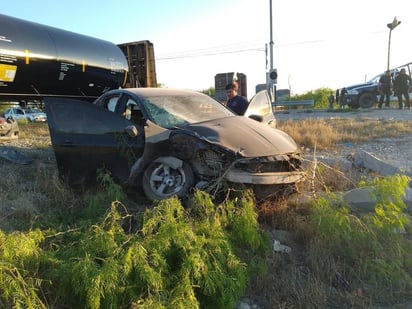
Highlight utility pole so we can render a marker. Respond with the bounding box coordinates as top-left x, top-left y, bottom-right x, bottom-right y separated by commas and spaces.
267, 0, 277, 101
269, 0, 274, 74
387, 16, 401, 71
